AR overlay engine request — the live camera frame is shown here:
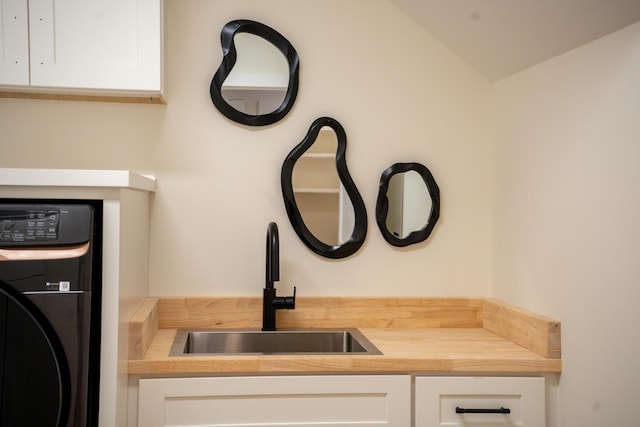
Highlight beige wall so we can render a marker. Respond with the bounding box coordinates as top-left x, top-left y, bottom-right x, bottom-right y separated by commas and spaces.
0, 0, 492, 297
4, 1, 639, 425
492, 21, 640, 427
